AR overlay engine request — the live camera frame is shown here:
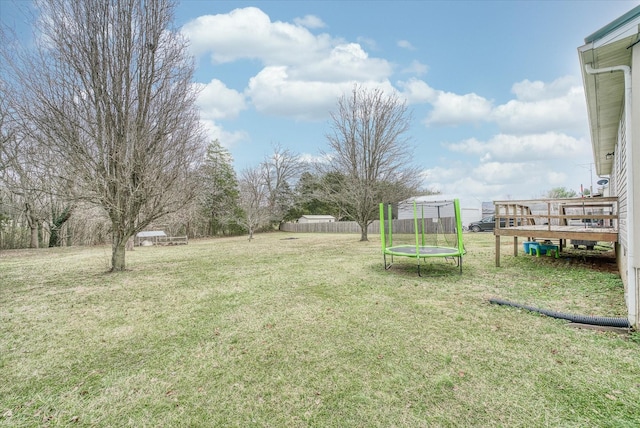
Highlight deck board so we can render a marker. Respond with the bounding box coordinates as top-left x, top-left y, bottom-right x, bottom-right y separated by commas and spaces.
494, 225, 618, 242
